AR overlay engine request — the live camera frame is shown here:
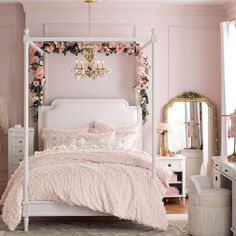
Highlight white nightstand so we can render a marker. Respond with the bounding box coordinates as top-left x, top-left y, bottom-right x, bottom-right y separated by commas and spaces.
8, 127, 35, 179
157, 155, 186, 204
